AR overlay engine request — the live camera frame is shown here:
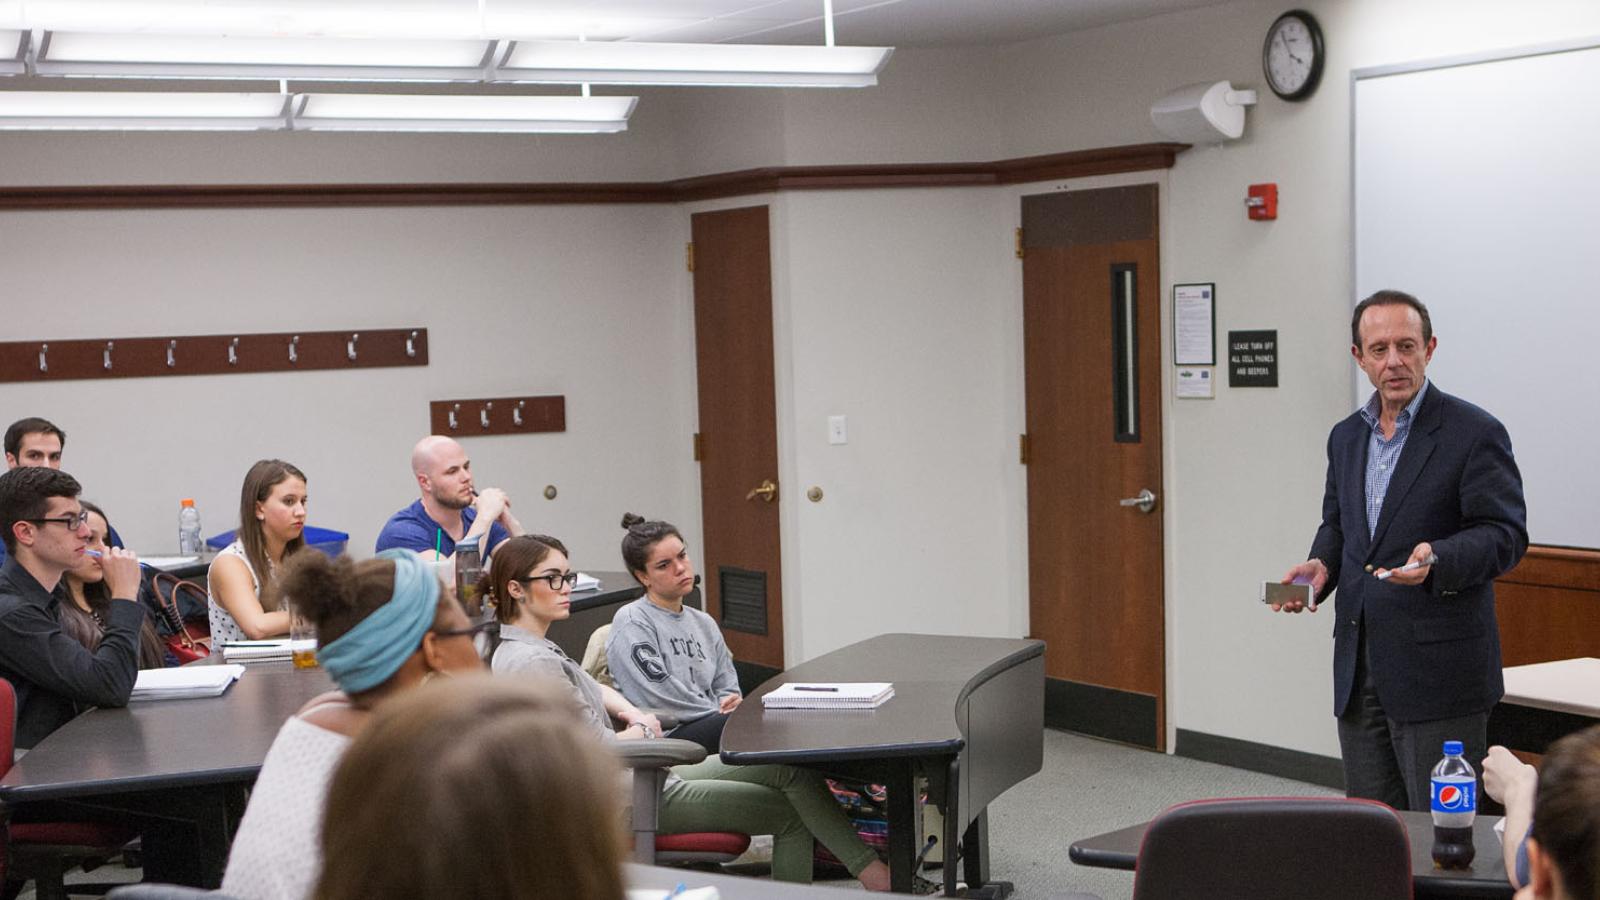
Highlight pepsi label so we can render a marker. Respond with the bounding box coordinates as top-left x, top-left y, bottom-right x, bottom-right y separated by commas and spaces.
1431, 779, 1476, 813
